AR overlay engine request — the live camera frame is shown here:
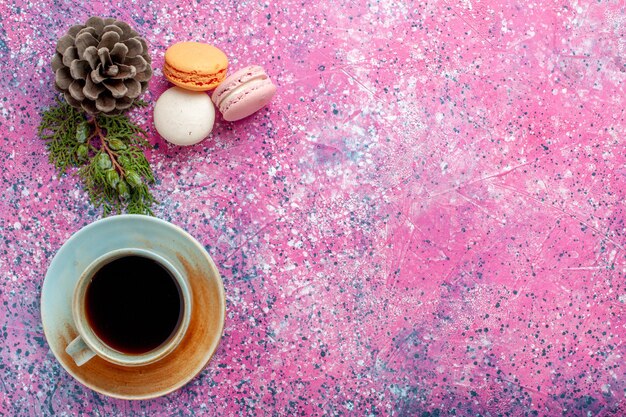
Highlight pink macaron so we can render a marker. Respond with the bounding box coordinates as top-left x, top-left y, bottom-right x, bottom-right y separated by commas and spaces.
211, 65, 277, 121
